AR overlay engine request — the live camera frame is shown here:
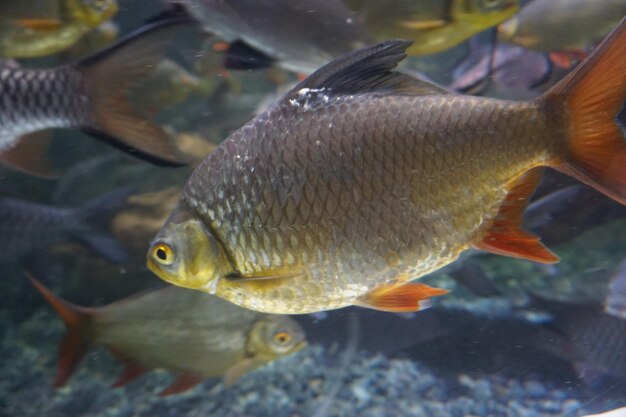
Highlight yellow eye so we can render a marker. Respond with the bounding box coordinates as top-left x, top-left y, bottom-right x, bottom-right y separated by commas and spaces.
273, 331, 291, 345
152, 243, 175, 265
